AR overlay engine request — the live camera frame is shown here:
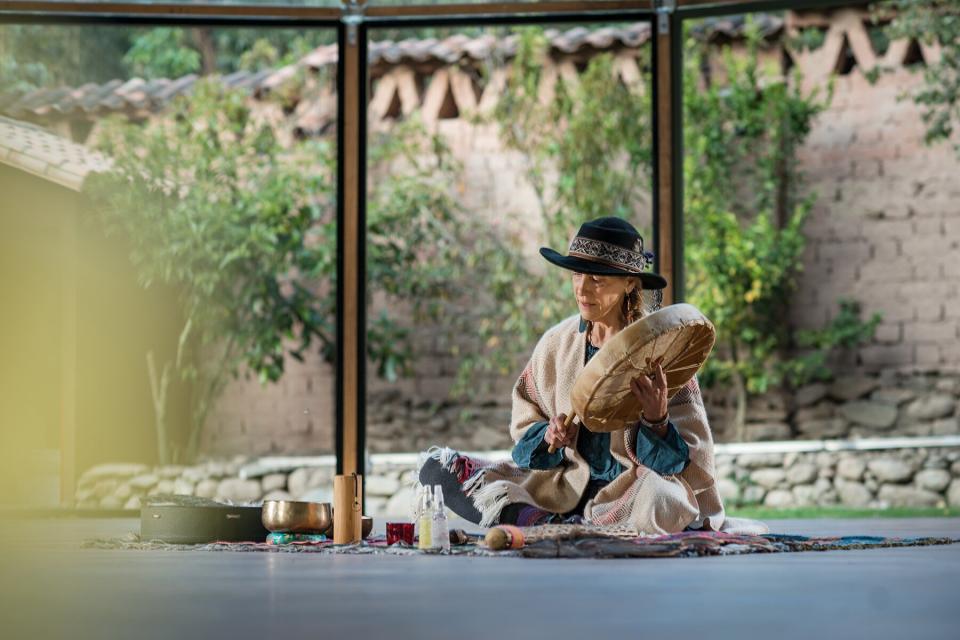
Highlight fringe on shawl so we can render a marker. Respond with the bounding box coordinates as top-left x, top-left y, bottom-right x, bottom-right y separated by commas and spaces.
418, 445, 459, 473
462, 460, 539, 527
417, 446, 495, 481
469, 479, 538, 528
